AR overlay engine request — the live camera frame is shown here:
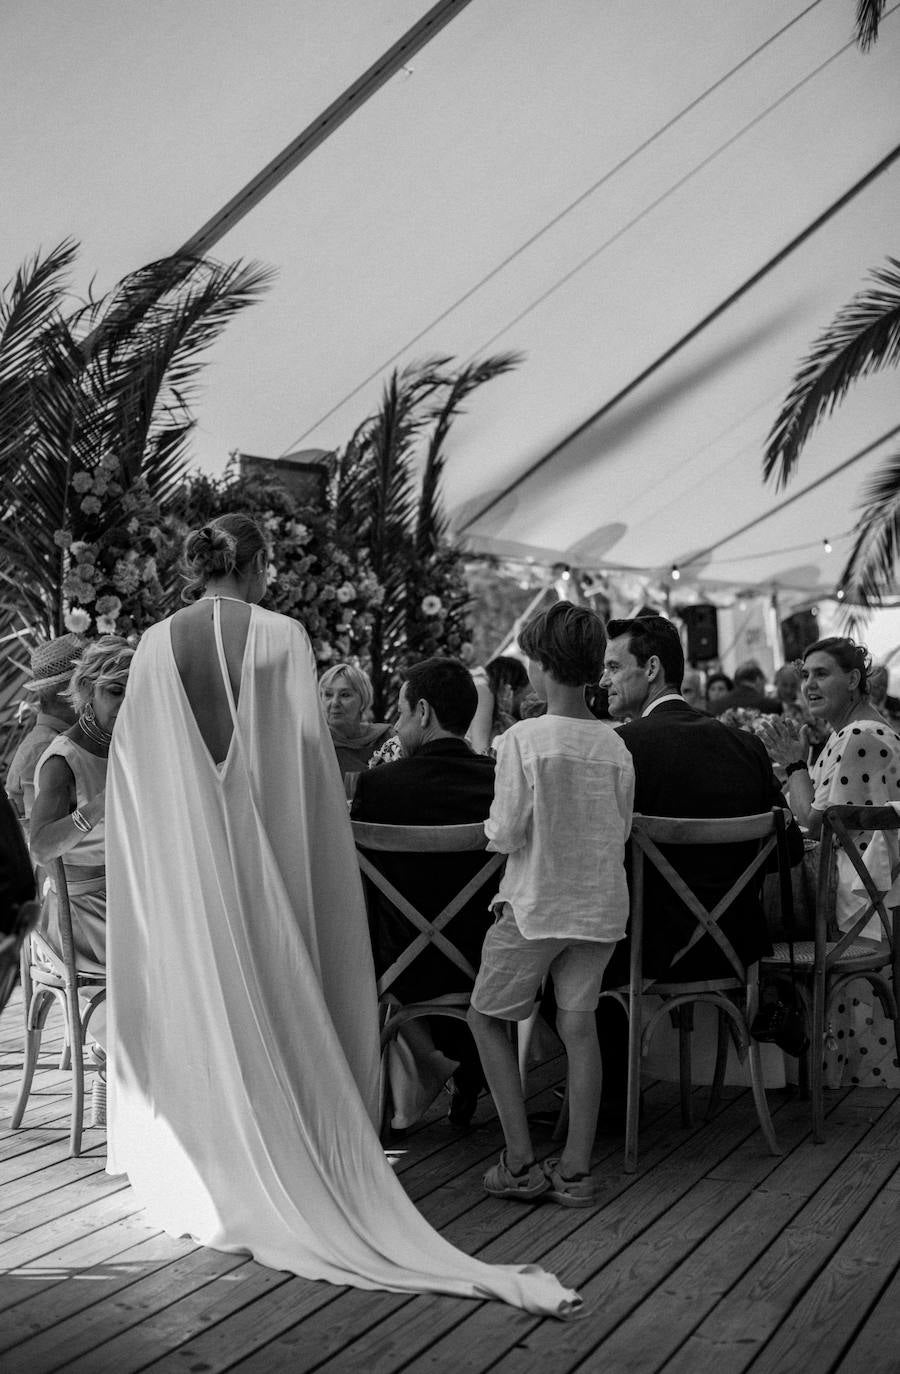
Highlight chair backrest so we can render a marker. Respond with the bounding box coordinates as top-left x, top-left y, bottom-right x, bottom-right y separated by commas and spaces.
816, 804, 900, 959
29, 859, 82, 986
351, 820, 504, 998
630, 809, 784, 982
